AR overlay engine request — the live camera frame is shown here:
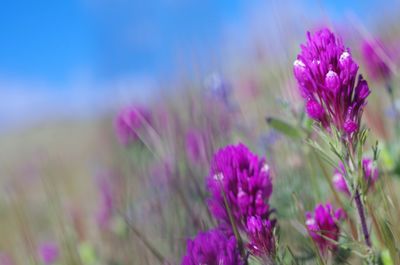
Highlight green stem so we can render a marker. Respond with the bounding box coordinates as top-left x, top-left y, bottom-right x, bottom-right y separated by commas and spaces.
220, 188, 247, 264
